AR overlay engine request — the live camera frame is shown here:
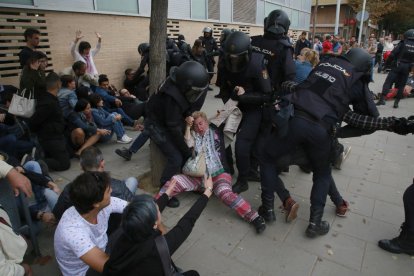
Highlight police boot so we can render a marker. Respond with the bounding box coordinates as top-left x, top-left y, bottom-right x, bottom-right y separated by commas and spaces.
232, 177, 249, 194
306, 207, 330, 238
393, 98, 400, 108
378, 223, 414, 255
376, 94, 386, 105
257, 196, 276, 222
